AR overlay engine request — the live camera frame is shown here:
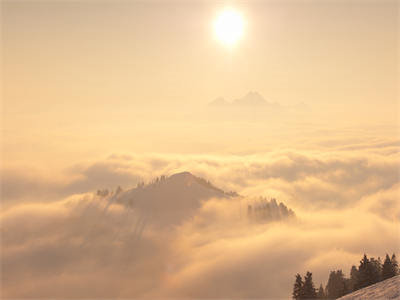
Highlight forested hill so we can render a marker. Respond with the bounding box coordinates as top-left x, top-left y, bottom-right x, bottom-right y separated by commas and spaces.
100, 172, 293, 227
